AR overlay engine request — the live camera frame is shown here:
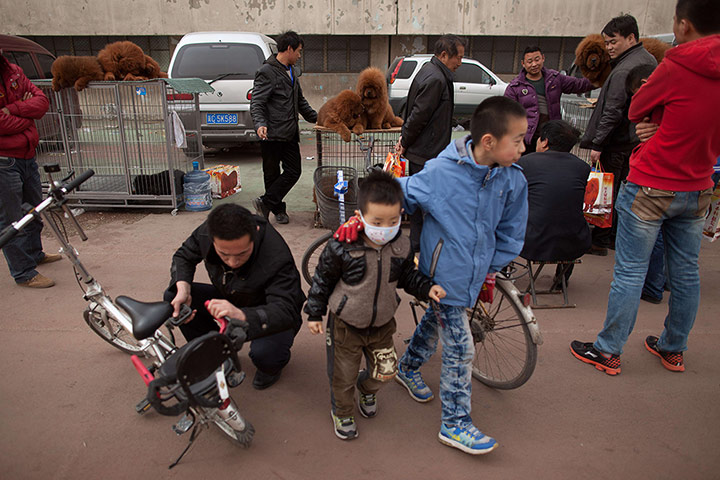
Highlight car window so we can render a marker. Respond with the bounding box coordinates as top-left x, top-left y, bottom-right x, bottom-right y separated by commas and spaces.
454, 63, 492, 84
171, 43, 266, 80
37, 54, 55, 79
6, 51, 39, 79
396, 60, 417, 80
